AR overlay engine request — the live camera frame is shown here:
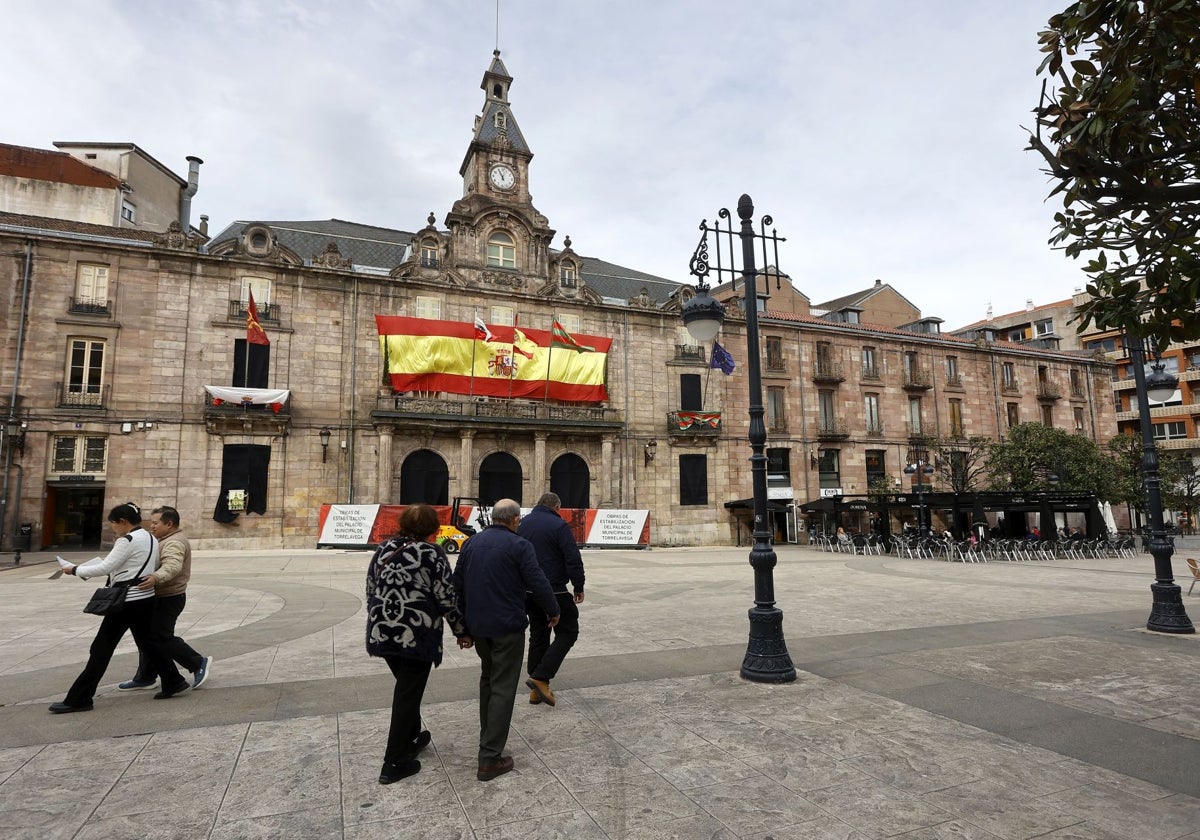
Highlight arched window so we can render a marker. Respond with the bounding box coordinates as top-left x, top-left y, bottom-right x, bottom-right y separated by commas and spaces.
559, 261, 577, 289
478, 452, 522, 505
494, 110, 507, 129
399, 450, 449, 505
487, 231, 516, 269
550, 453, 590, 509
